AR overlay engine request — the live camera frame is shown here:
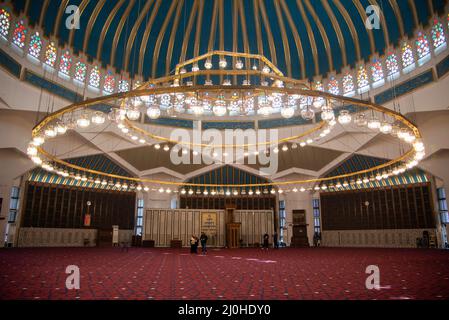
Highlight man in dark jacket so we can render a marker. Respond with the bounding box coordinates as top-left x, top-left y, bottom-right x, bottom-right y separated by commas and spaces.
200, 232, 208, 255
